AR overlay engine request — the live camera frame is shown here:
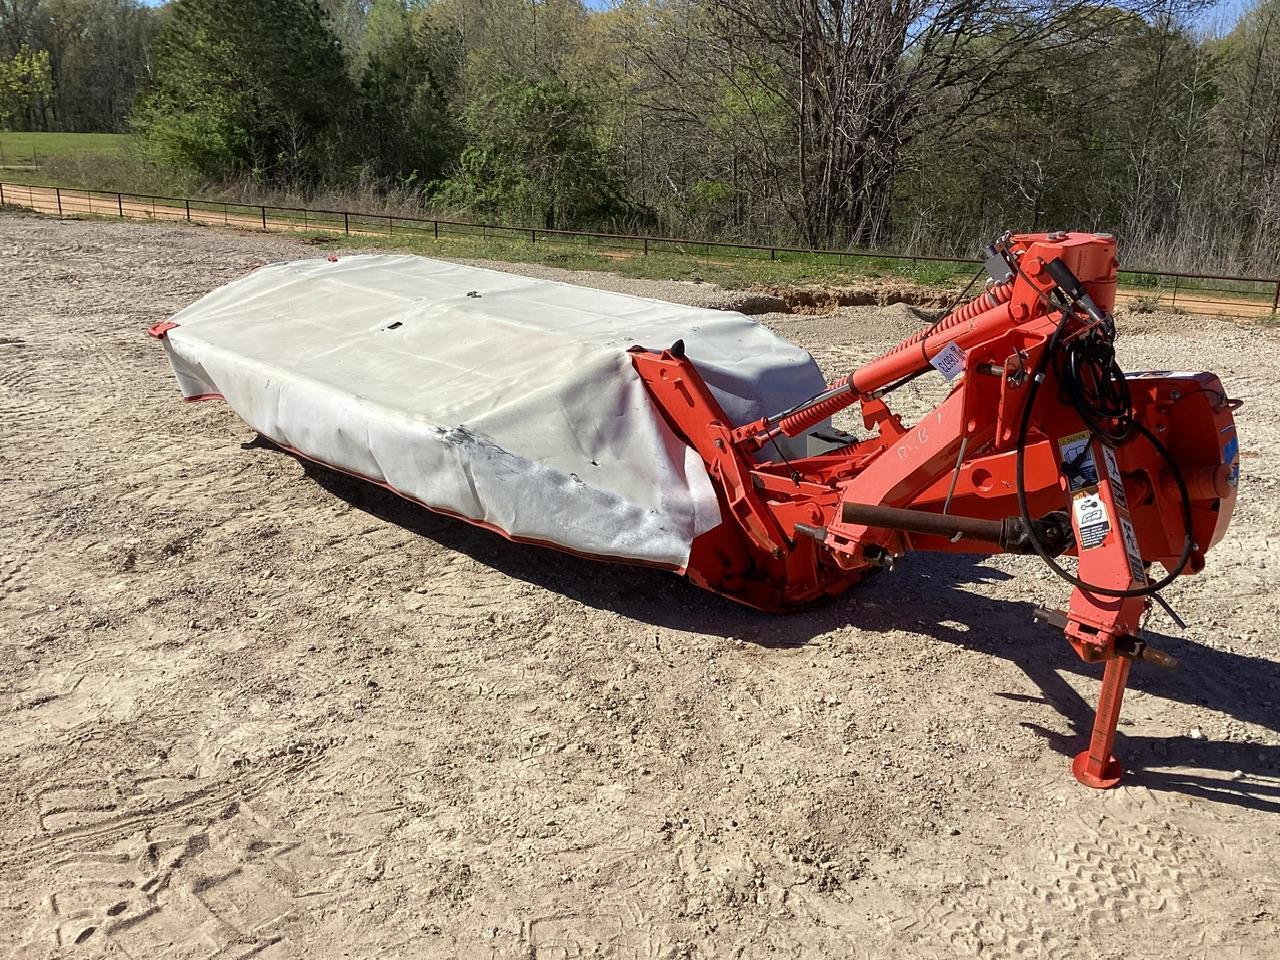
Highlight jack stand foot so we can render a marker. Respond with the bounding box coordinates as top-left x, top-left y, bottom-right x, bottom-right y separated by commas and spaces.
1073, 655, 1131, 789
1072, 750, 1123, 788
